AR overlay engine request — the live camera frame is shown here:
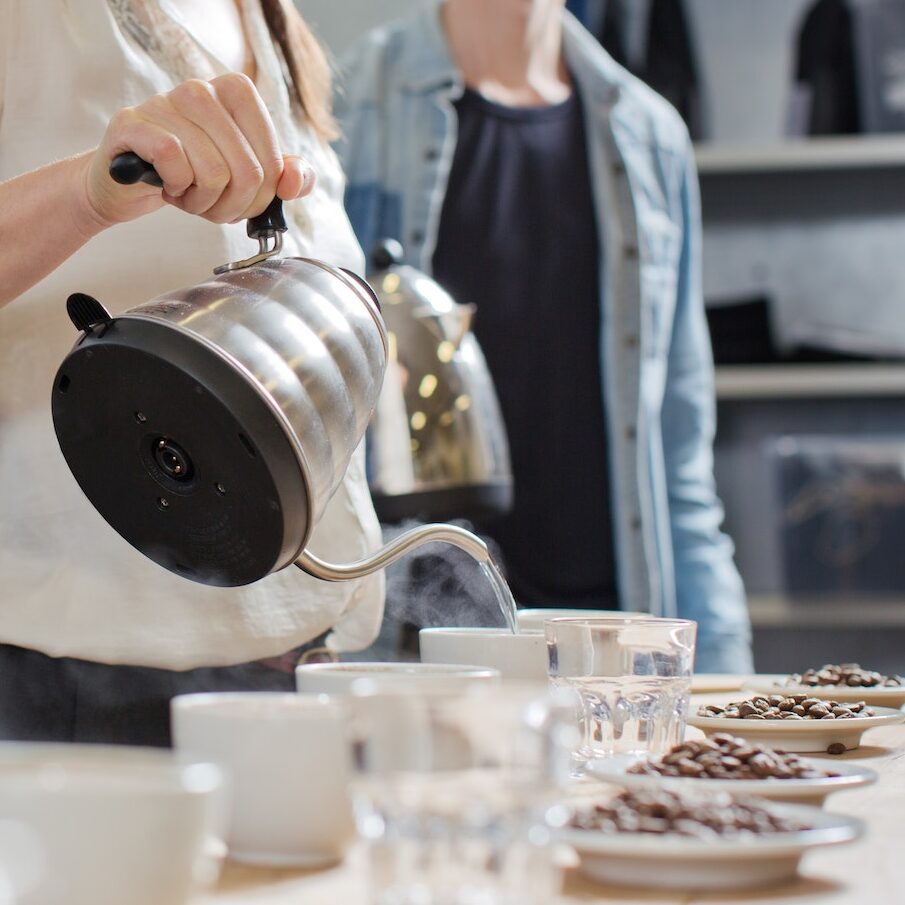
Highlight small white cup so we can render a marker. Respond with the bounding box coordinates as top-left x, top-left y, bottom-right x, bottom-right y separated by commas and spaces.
419, 627, 548, 680
171, 692, 353, 867
0, 743, 224, 905
517, 608, 646, 632
296, 661, 500, 695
